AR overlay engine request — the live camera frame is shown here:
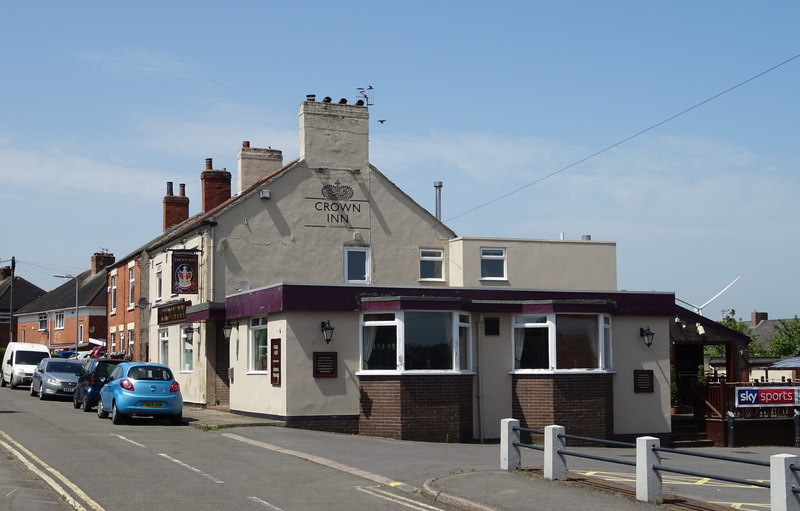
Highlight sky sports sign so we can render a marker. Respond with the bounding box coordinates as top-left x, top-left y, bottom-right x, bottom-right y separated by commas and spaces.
736, 387, 800, 407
